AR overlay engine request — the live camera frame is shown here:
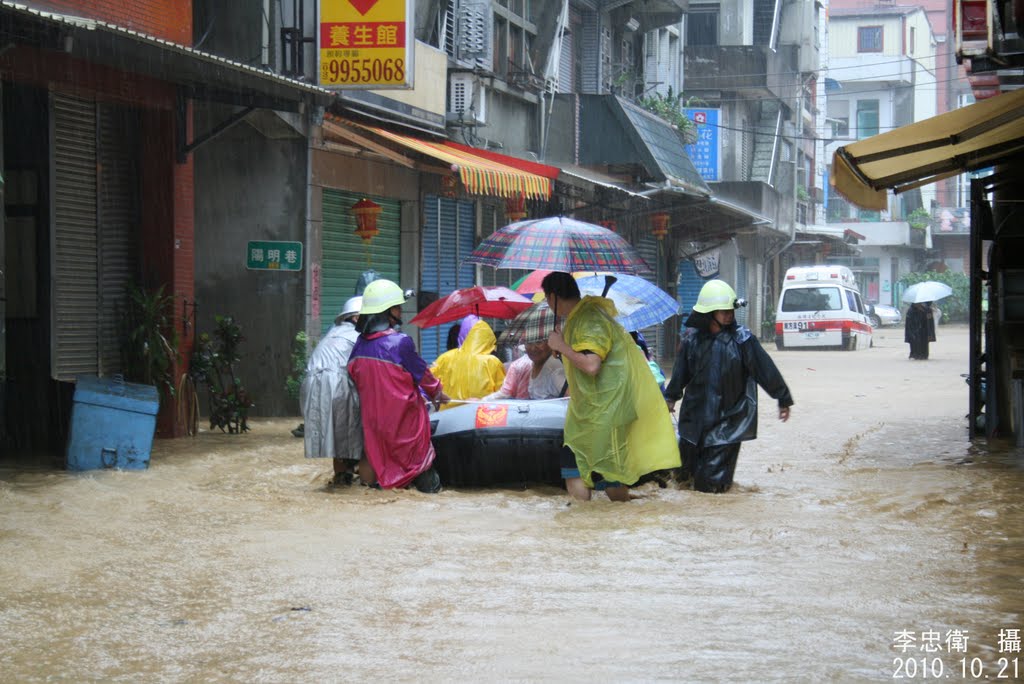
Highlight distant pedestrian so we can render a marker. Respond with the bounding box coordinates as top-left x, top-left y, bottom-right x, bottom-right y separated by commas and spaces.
905, 301, 936, 360
664, 279, 793, 493
542, 271, 680, 501
299, 296, 363, 485
347, 280, 449, 492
